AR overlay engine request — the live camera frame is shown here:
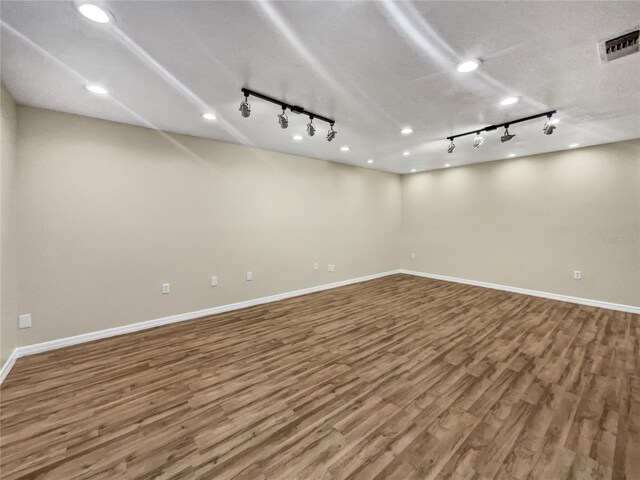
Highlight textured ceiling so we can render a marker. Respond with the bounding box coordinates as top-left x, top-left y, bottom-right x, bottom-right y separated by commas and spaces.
1, 1, 639, 173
